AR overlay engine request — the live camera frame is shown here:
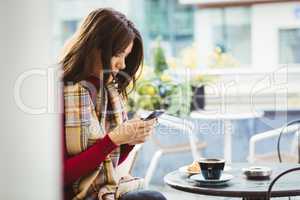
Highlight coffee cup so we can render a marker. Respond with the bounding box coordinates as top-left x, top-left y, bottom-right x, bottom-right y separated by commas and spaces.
198, 158, 225, 180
